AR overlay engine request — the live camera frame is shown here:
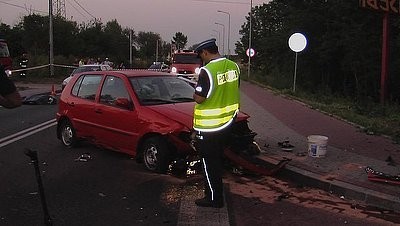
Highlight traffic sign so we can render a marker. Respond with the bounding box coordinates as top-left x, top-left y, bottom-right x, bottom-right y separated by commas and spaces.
246, 48, 255, 57
288, 33, 307, 53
